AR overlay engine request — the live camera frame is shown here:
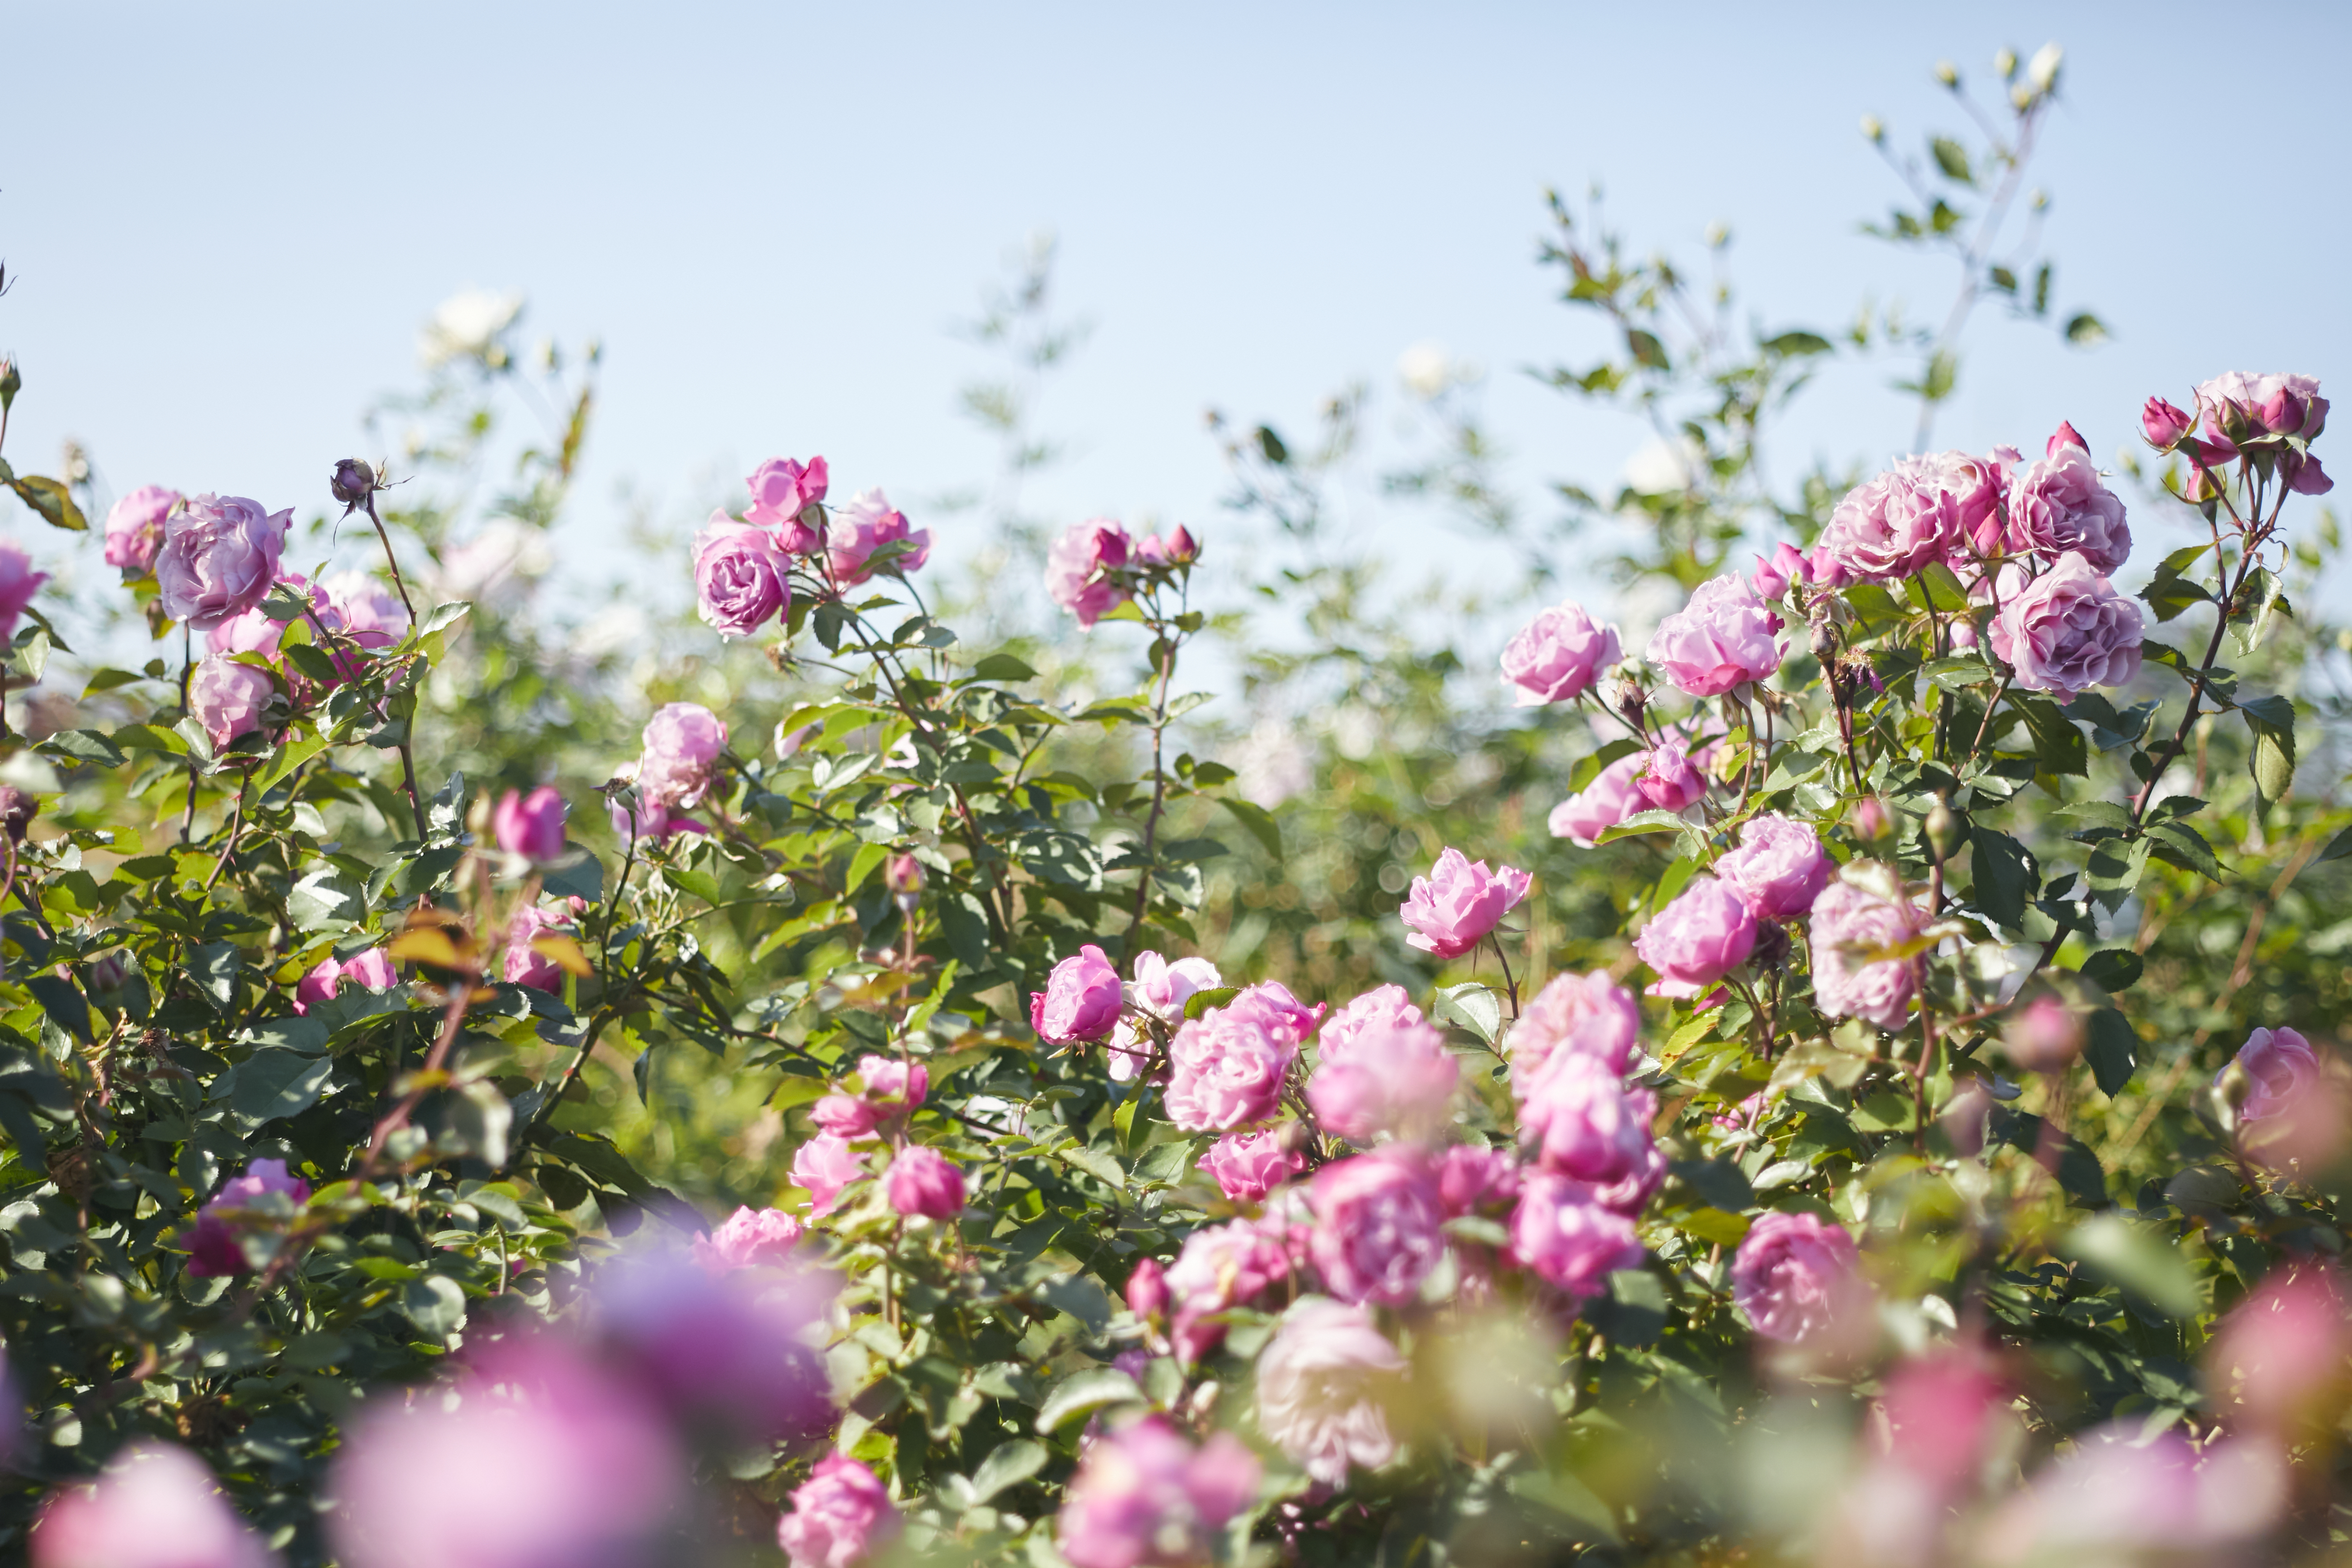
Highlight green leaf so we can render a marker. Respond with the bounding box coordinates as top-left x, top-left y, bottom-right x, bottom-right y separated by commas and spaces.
1431, 982, 1501, 1046
1914, 560, 1972, 614
1930, 136, 1974, 183
966, 1439, 1048, 1504
970, 653, 1037, 682
1219, 798, 1281, 860
2138, 546, 2212, 623
1181, 986, 1240, 1021
1034, 1367, 1142, 1433
401, 1274, 469, 1338
542, 850, 603, 904
1967, 826, 2036, 929
2012, 697, 2086, 777
9, 475, 87, 531
1761, 329, 1833, 357
2077, 950, 2142, 993
224, 1049, 335, 1127
1596, 808, 1691, 841
1506, 1469, 1622, 1546
1920, 654, 1993, 689
2318, 825, 2352, 864
2058, 1216, 2199, 1316
38, 729, 126, 769
2063, 312, 2108, 346
844, 841, 891, 896
23, 976, 90, 1045
2082, 1008, 2139, 1095
1060, 1145, 1126, 1192
415, 601, 472, 638
2241, 695, 2296, 806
